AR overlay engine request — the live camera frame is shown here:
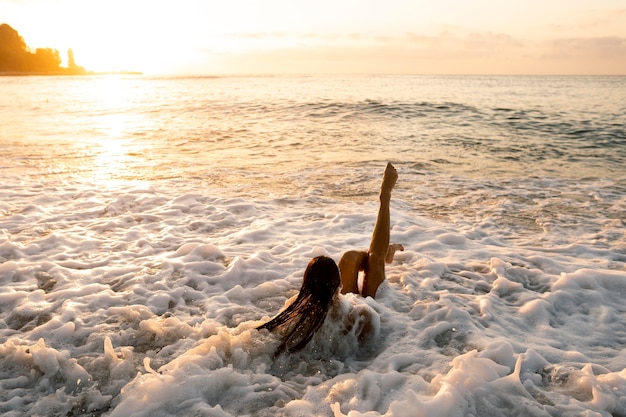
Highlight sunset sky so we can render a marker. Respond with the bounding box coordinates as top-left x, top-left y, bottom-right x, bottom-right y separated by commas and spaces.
2, 0, 625, 75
